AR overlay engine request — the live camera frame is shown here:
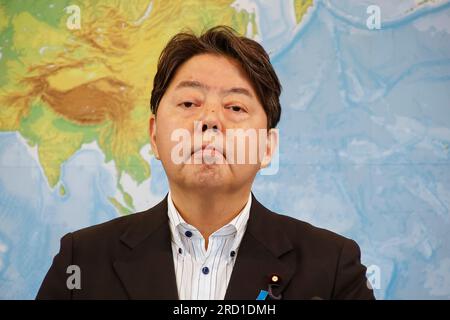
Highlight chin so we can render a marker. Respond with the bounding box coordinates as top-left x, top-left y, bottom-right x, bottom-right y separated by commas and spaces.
186, 166, 229, 189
